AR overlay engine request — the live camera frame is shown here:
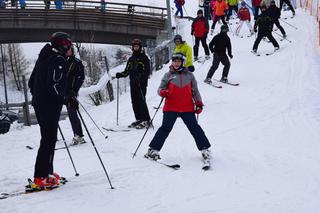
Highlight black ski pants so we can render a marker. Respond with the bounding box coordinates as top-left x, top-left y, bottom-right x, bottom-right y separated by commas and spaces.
33, 103, 62, 178
193, 37, 210, 57
67, 105, 83, 137
211, 15, 227, 31
253, 31, 279, 50
149, 112, 211, 151
130, 80, 151, 121
273, 20, 286, 36
280, 0, 295, 14
206, 52, 230, 79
